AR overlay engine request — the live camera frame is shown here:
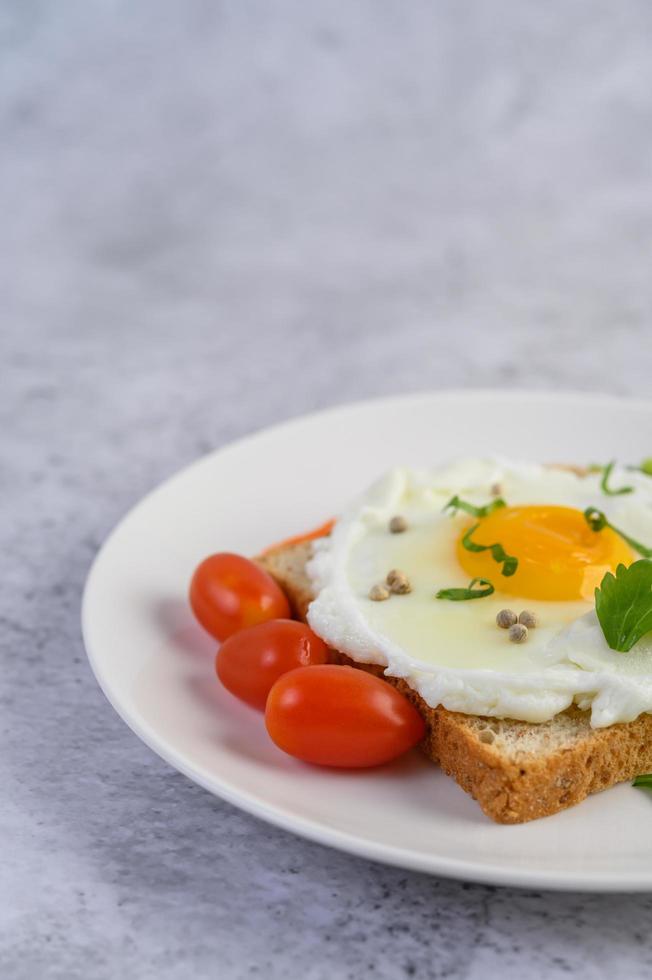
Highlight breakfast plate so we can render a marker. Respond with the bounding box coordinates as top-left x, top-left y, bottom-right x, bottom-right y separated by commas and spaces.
82, 390, 652, 891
